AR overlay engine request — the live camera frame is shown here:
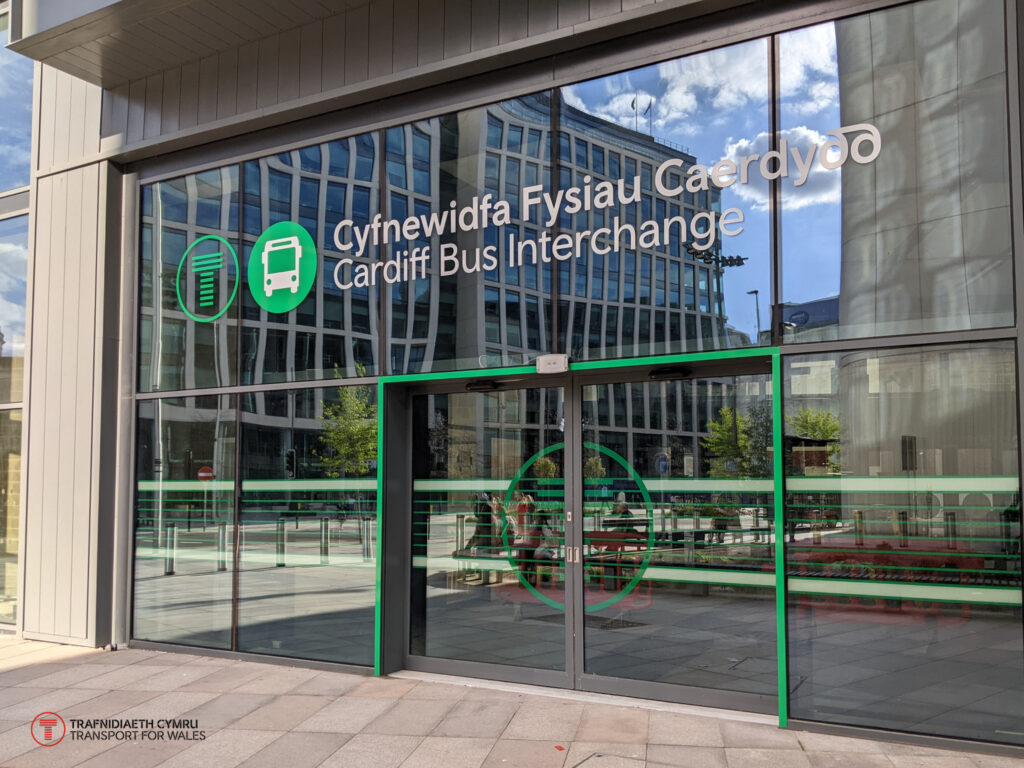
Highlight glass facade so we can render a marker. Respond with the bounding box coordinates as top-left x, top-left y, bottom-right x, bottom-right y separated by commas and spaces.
0, 12, 32, 192
128, 0, 1024, 748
